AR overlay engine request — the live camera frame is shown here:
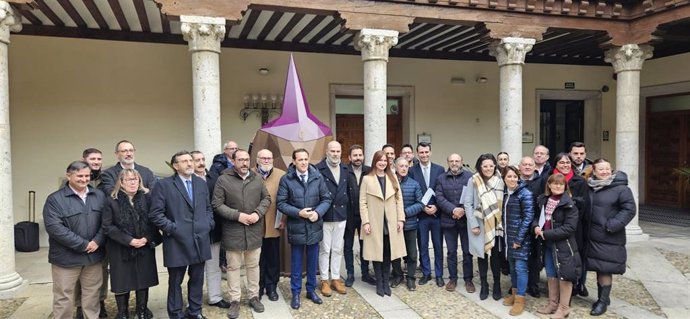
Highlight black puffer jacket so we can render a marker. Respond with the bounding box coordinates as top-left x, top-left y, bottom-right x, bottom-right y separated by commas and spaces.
586, 172, 636, 274
277, 164, 332, 245
534, 193, 582, 281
